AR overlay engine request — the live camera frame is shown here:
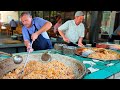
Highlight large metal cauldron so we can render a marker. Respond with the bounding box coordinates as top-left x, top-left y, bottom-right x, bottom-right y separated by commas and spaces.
0, 53, 87, 79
